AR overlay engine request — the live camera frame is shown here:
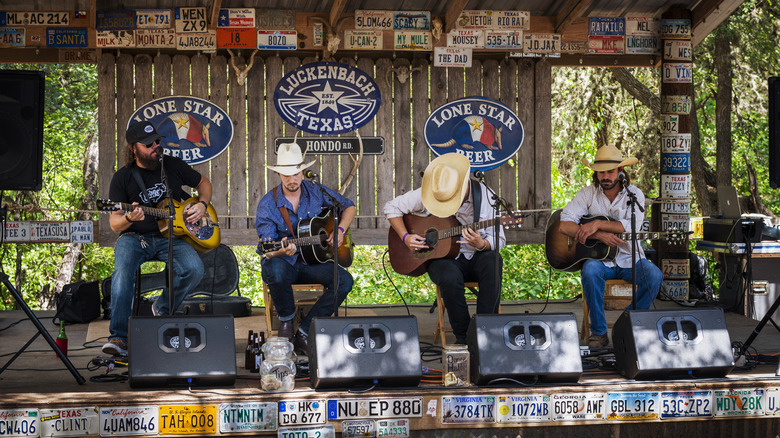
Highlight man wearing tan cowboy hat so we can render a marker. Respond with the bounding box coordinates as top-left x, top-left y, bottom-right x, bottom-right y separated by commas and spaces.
255, 142, 356, 354
384, 152, 506, 345
559, 145, 663, 349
